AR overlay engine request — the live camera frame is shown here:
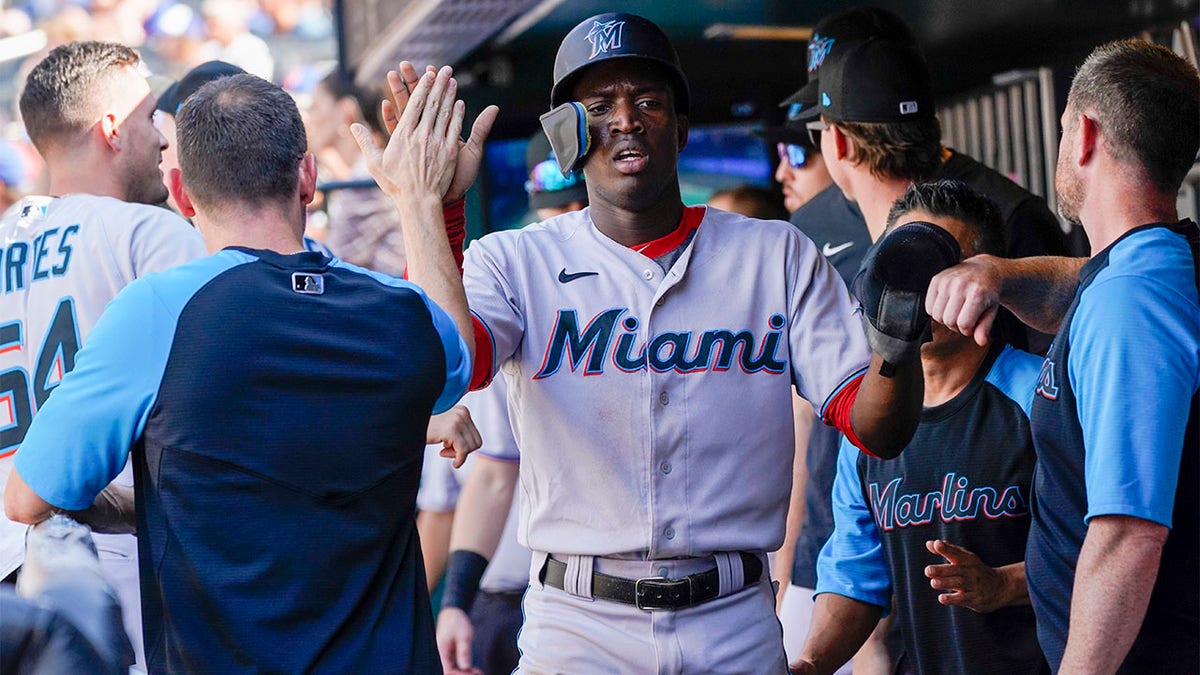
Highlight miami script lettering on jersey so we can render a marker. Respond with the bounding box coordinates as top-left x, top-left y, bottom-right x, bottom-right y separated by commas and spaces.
3, 224, 79, 293
535, 308, 787, 378
867, 472, 1029, 531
